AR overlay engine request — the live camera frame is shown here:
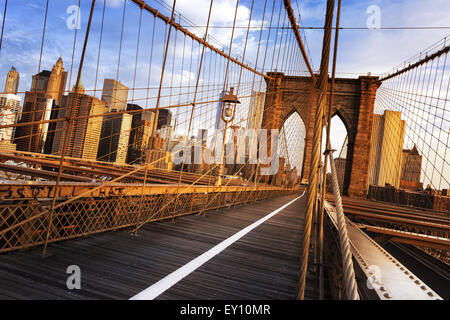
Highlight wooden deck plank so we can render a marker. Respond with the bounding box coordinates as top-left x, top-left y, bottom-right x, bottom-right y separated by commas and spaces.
0, 192, 316, 300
